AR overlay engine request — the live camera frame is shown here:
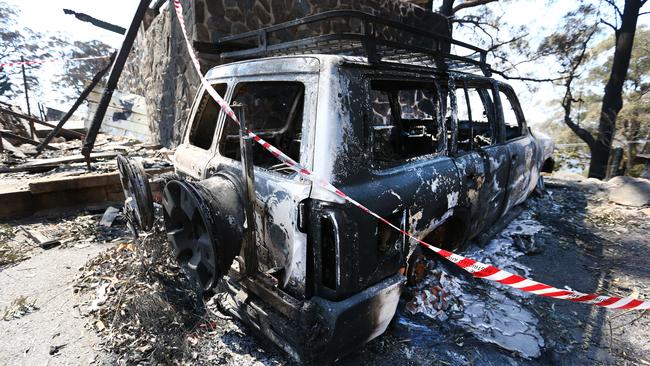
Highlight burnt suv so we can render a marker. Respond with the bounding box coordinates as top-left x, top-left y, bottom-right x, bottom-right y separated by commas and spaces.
118, 11, 554, 364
